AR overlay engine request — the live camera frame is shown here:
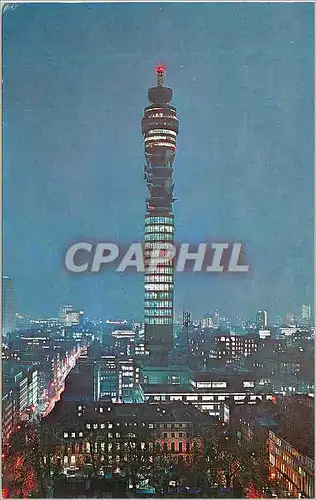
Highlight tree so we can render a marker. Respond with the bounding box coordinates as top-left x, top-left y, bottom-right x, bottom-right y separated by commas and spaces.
170, 460, 187, 490
30, 419, 64, 496
150, 442, 172, 492
185, 440, 211, 488
187, 422, 271, 495
4, 419, 64, 498
118, 428, 153, 493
